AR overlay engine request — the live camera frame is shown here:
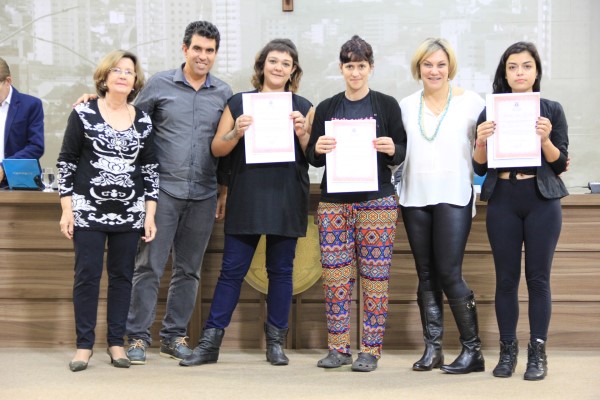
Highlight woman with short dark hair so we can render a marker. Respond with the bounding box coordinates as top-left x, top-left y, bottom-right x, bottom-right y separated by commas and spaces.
306, 35, 406, 372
